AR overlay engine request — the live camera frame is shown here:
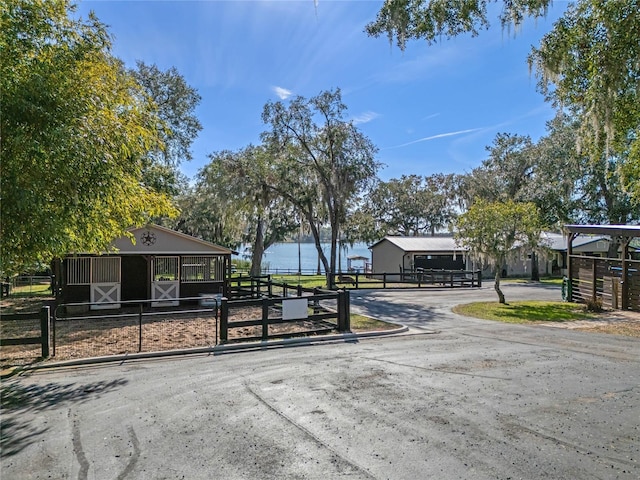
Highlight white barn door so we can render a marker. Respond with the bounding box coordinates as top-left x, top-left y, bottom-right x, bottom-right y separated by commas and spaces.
90, 257, 121, 310
152, 256, 180, 307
